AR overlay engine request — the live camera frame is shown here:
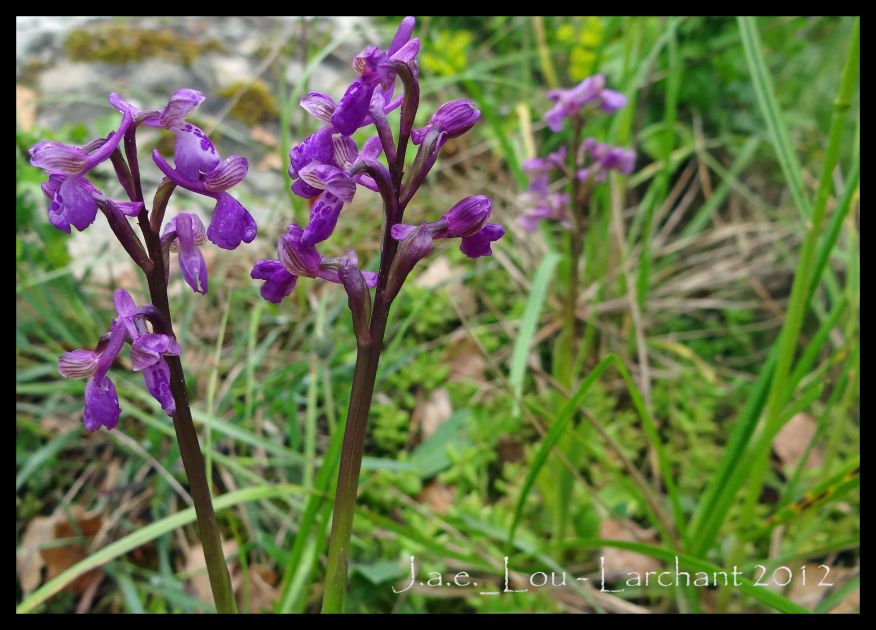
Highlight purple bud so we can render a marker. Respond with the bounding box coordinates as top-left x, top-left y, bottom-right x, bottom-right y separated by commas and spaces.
432, 99, 480, 137
337, 250, 372, 346
385, 224, 433, 302
442, 195, 492, 238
